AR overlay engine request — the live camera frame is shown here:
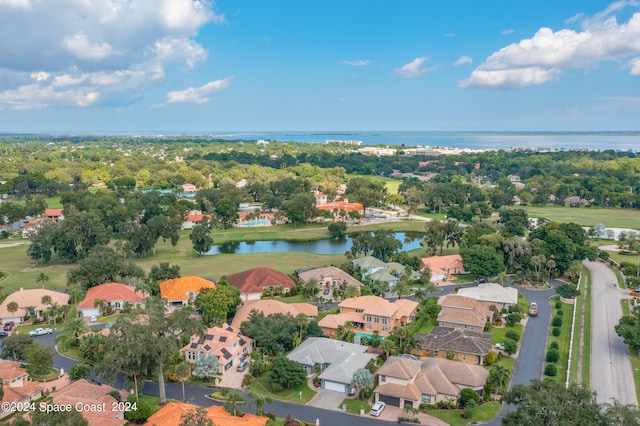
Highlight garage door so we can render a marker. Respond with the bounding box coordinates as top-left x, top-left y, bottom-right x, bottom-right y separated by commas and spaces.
379, 394, 401, 407
323, 380, 346, 393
